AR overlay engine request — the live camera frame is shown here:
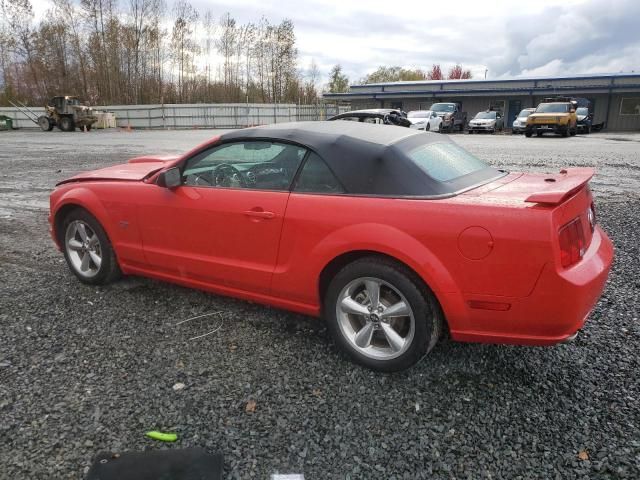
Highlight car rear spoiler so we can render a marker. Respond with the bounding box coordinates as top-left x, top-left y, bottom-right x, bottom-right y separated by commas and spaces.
525, 168, 594, 205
